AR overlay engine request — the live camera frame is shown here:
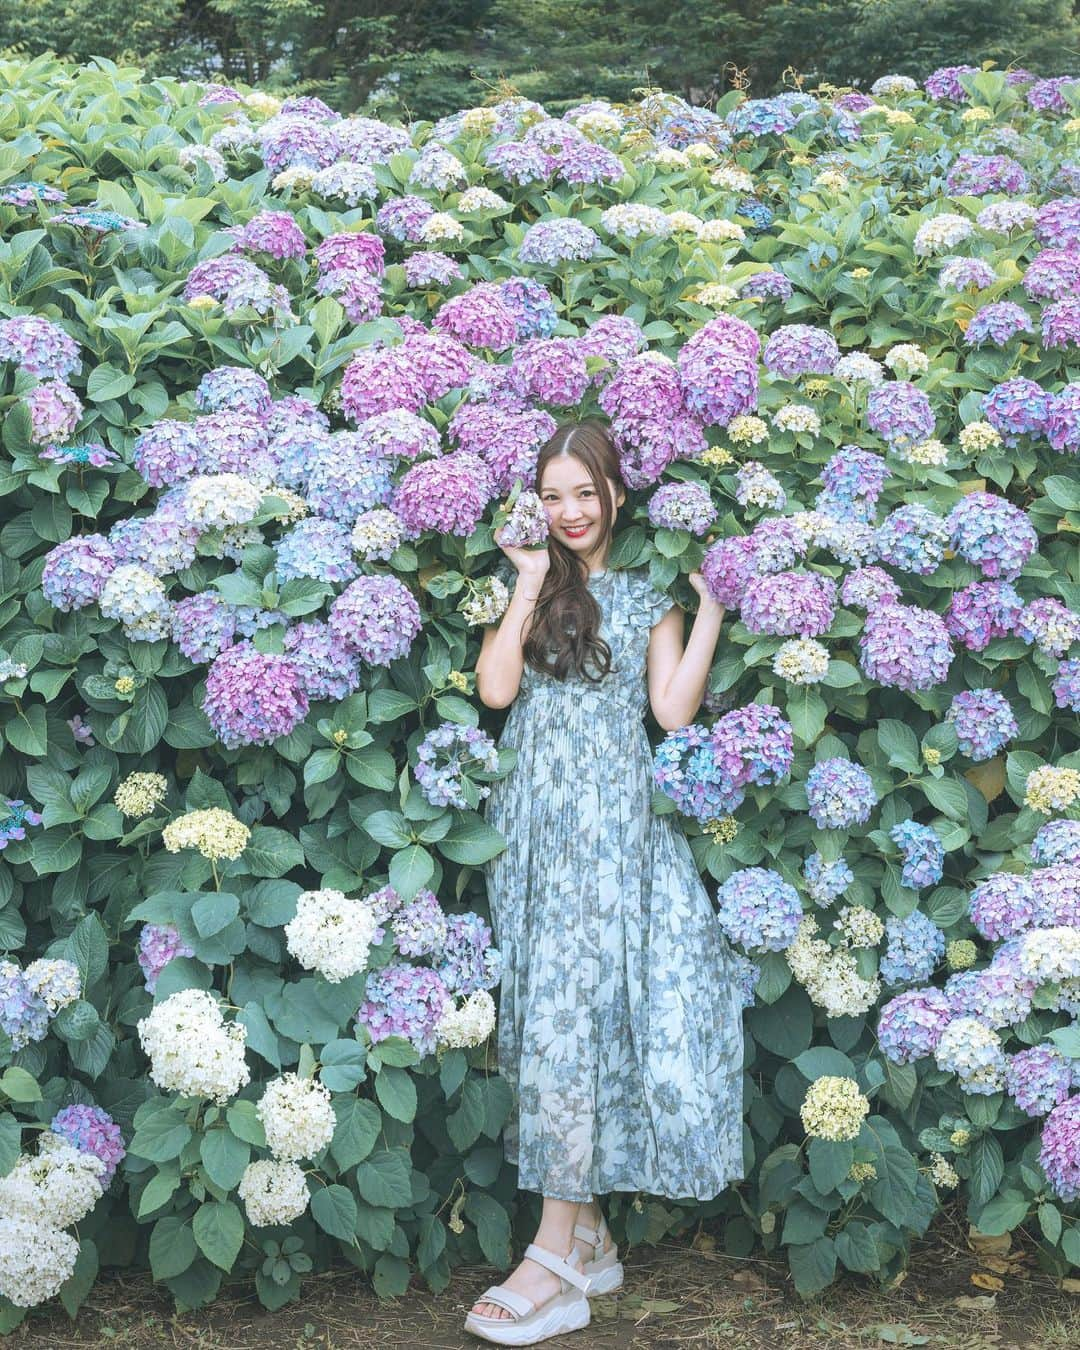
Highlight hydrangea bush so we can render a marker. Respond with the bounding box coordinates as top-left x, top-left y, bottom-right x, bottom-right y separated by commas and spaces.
0, 56, 1079, 1324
